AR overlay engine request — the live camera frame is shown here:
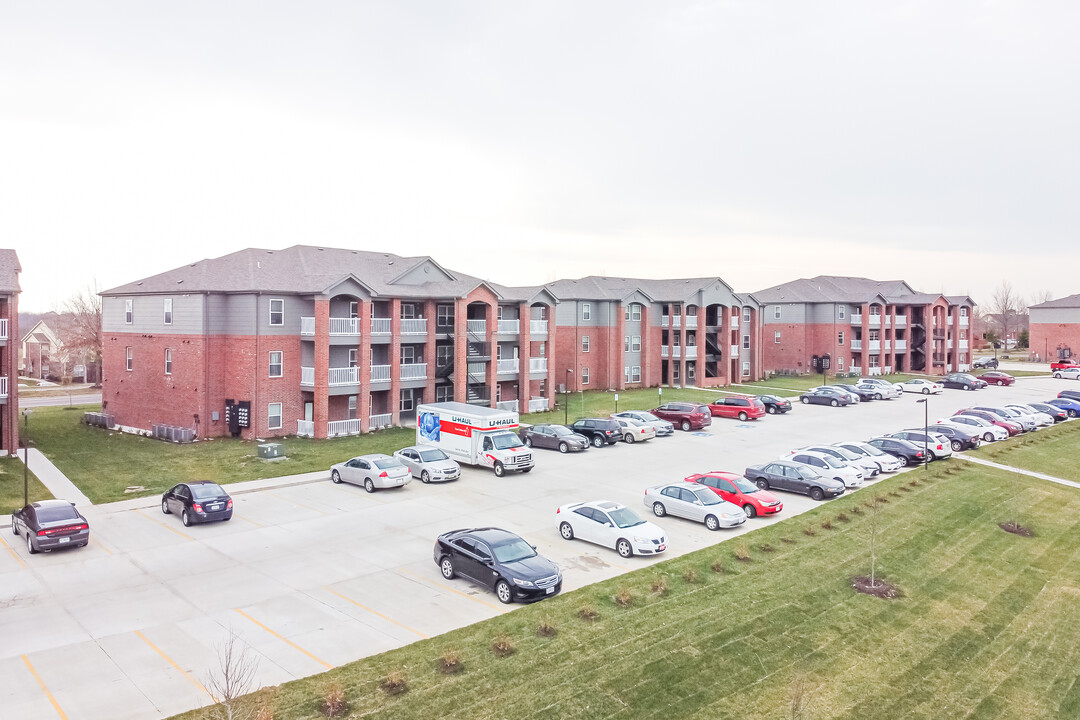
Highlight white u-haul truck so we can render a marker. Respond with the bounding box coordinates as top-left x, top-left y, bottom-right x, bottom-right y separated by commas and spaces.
414, 402, 534, 477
